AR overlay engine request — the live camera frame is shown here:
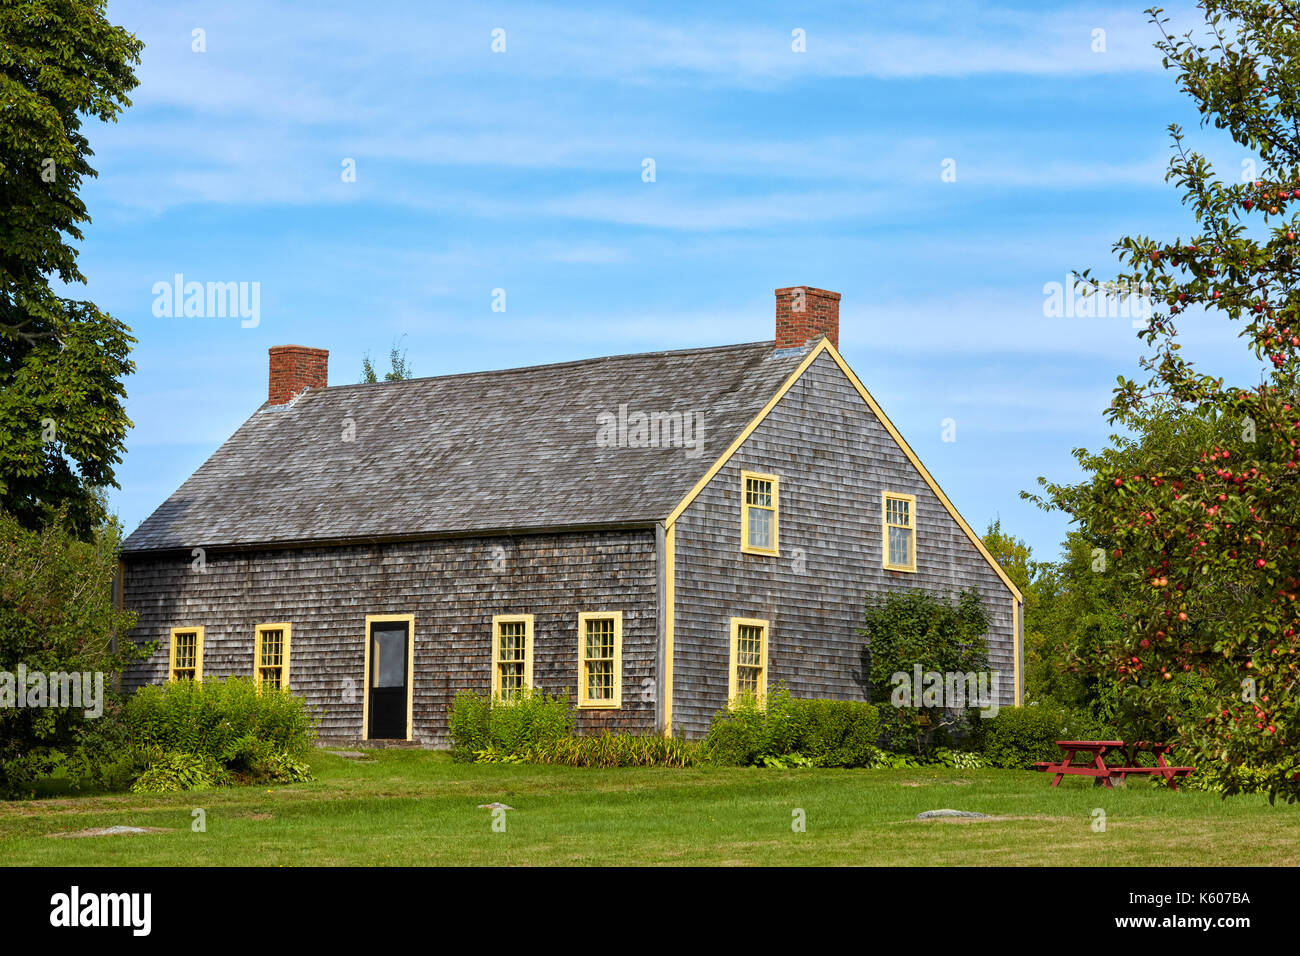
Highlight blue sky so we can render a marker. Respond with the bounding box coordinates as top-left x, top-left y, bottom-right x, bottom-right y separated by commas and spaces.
84, 0, 1267, 561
